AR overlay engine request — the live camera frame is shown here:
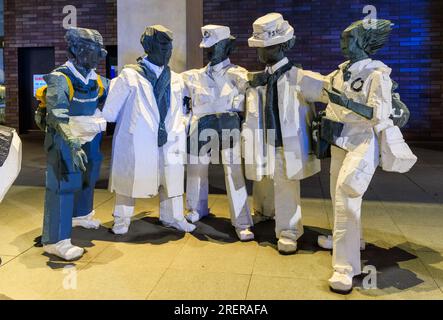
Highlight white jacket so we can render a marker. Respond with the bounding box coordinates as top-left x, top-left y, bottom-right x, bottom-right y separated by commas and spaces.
102, 67, 188, 198
326, 58, 417, 173
182, 58, 248, 119
242, 58, 326, 181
